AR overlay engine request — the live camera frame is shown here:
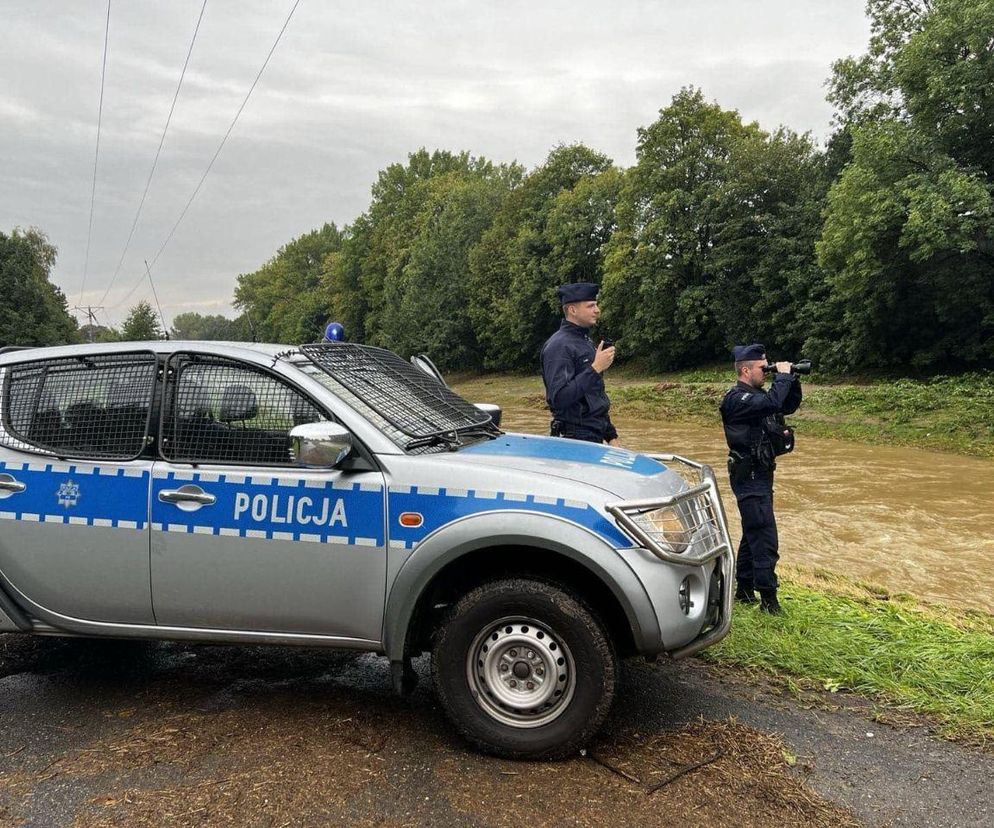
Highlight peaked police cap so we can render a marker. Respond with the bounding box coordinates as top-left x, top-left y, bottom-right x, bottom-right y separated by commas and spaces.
557, 282, 599, 306
732, 343, 766, 362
